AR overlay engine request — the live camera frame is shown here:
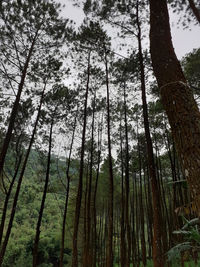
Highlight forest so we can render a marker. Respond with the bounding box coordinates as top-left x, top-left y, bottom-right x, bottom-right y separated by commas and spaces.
0, 0, 200, 266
